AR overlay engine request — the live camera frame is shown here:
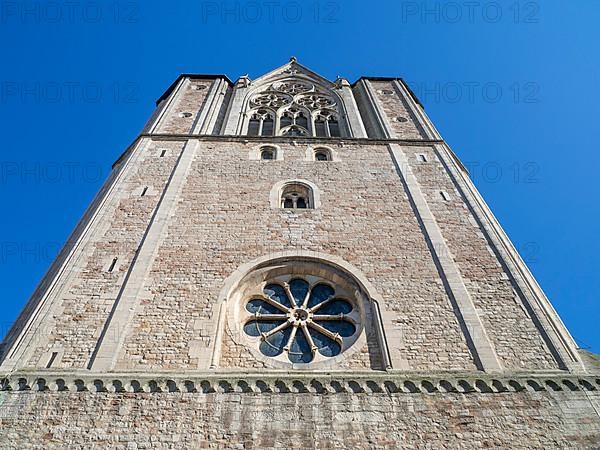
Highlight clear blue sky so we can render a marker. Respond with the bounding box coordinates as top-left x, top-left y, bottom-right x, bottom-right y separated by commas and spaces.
1, 1, 598, 354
